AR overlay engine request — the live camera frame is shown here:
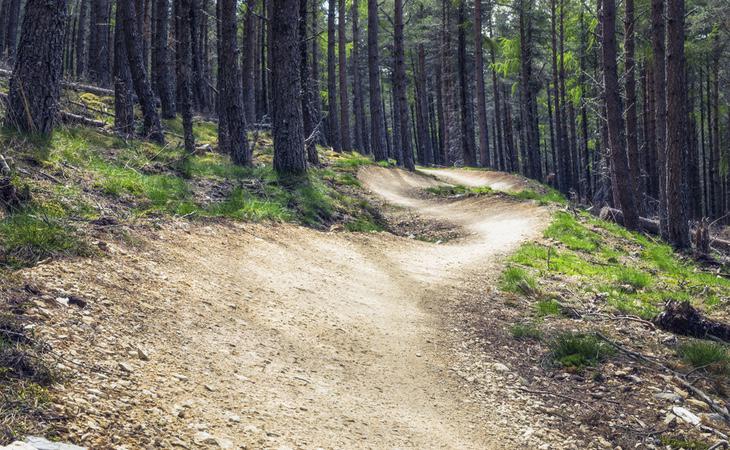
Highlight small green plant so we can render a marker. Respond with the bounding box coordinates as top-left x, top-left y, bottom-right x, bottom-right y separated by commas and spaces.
614, 267, 651, 290
677, 340, 729, 372
551, 333, 615, 369
510, 323, 542, 340
535, 299, 561, 317
500, 266, 537, 295
544, 212, 602, 252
